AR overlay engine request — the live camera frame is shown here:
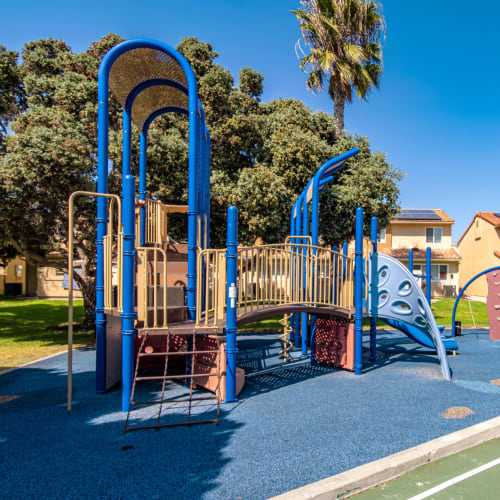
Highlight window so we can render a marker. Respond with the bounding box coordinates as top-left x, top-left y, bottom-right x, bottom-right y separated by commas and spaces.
411, 264, 447, 281
431, 264, 448, 281
378, 227, 386, 243
15, 265, 23, 277
426, 227, 442, 244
